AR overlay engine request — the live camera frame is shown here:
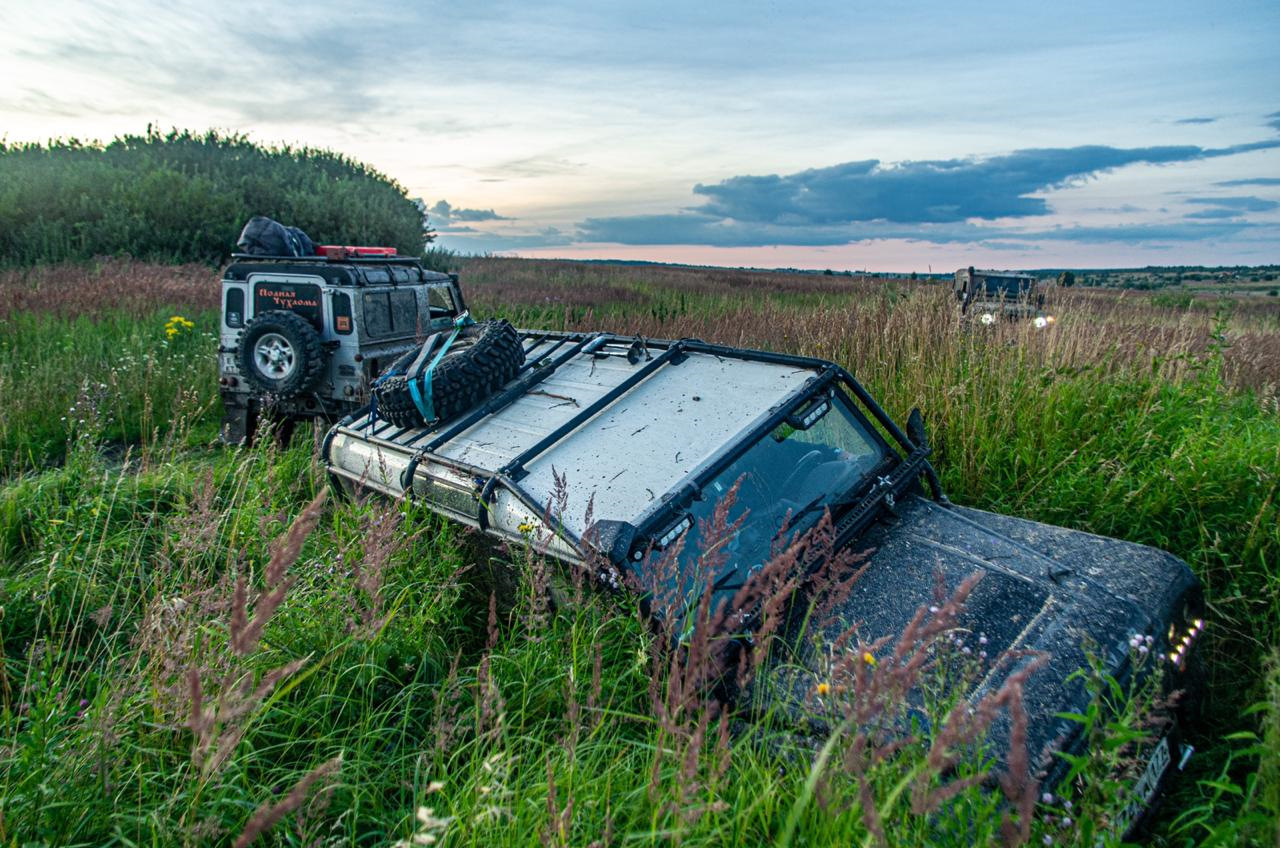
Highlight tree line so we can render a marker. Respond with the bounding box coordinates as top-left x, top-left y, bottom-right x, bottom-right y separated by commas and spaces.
0, 128, 431, 266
